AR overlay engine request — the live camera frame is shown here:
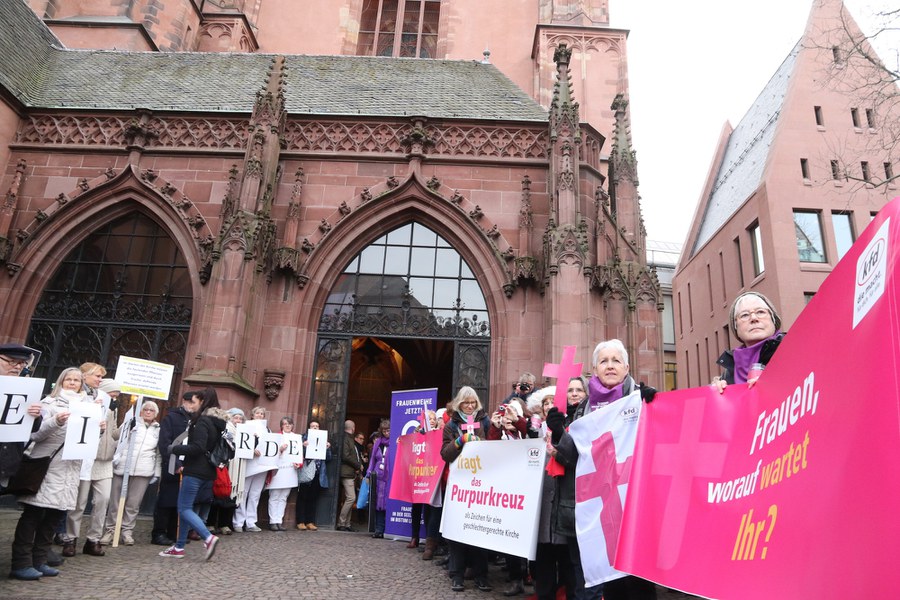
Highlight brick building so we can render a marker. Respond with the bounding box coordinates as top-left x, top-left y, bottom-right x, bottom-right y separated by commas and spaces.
0, 0, 661, 523
674, 0, 899, 387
